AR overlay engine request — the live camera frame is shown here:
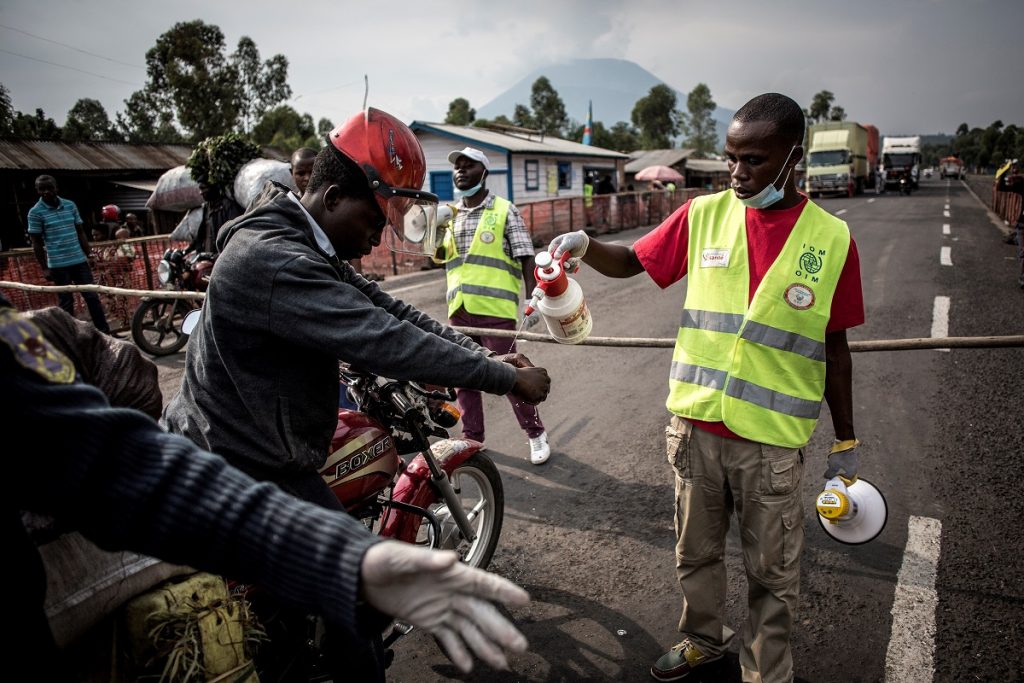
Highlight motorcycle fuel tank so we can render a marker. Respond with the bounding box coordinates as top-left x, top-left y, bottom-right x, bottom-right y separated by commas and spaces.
321, 409, 400, 511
